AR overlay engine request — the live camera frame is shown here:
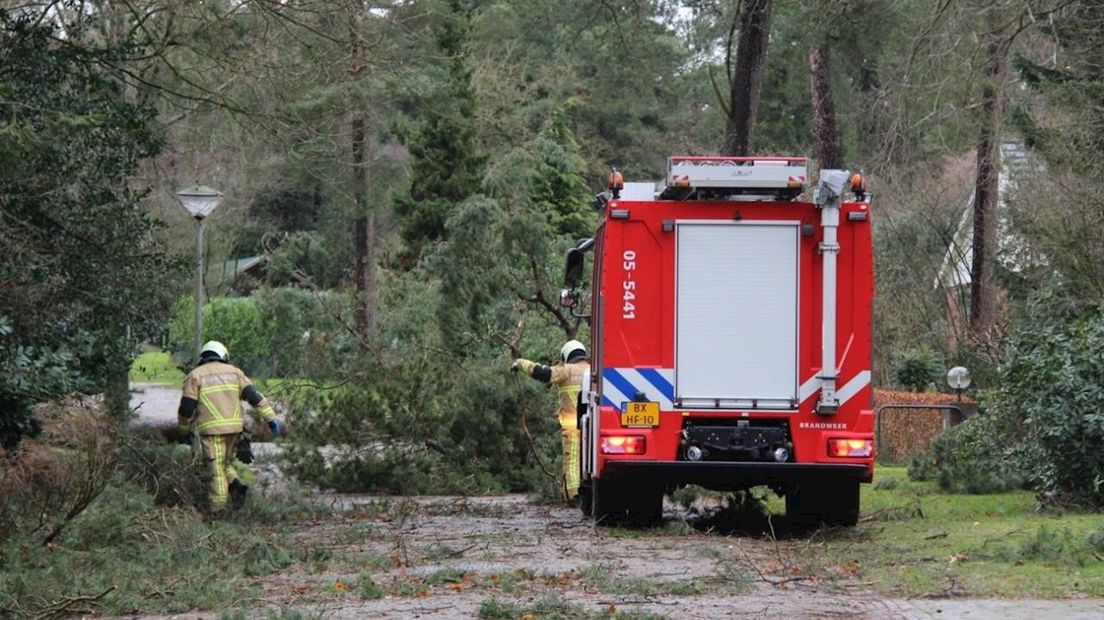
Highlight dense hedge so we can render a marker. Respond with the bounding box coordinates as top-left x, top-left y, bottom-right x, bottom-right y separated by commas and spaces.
168, 288, 352, 379
994, 306, 1104, 506
874, 389, 963, 464
911, 299, 1104, 506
